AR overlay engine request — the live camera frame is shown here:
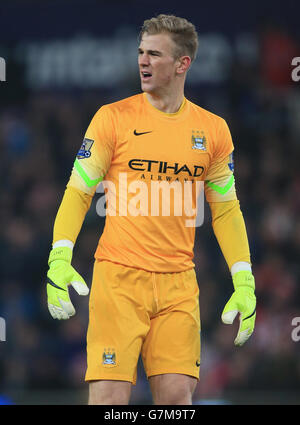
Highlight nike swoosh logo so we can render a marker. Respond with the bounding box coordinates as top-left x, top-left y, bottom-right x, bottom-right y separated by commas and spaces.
196, 361, 200, 367
134, 130, 153, 136
47, 277, 66, 291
